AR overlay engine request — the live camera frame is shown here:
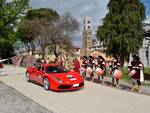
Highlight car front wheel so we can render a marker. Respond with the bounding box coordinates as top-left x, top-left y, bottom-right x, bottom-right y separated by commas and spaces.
25, 72, 30, 82
43, 77, 50, 90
